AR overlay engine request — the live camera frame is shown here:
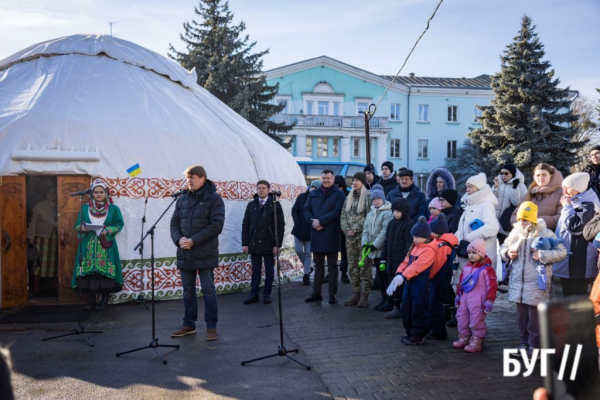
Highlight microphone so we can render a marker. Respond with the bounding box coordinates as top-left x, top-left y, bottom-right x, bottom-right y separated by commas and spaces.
270, 191, 282, 197
70, 188, 92, 197
171, 189, 189, 198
